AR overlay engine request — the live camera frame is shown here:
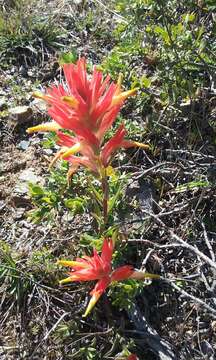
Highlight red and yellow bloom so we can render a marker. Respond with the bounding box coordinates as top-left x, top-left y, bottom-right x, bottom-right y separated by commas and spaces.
27, 58, 148, 179
57, 238, 159, 317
